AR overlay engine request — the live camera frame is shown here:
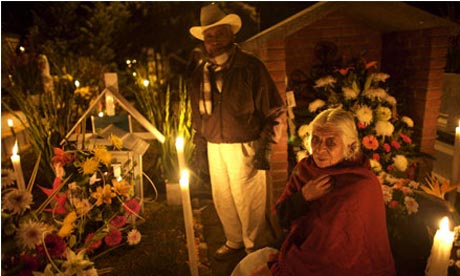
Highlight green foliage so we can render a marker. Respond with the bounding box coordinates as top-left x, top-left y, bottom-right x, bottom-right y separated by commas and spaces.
126, 57, 193, 183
